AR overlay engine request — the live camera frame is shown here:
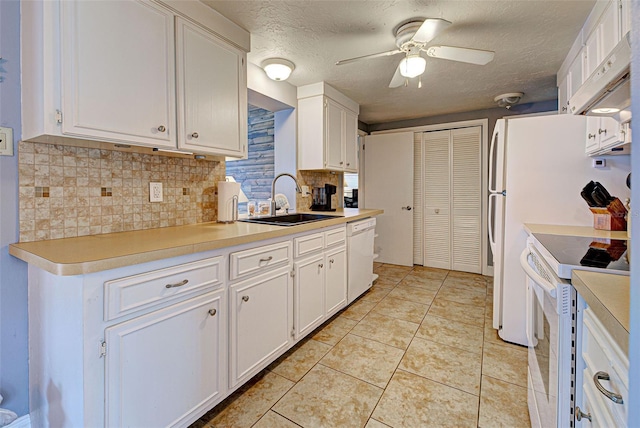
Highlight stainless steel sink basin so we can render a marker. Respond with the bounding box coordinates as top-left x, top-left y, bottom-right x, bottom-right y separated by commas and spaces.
239, 213, 341, 226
